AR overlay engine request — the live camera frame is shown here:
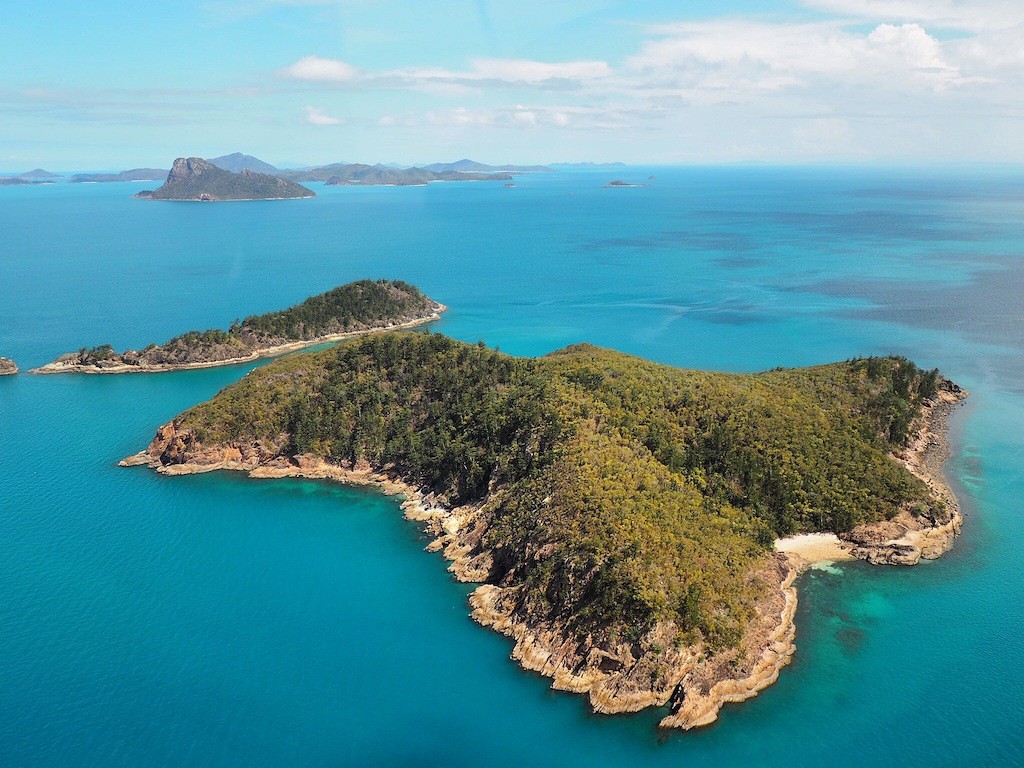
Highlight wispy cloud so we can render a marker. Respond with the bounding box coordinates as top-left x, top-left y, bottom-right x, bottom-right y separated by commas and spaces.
381, 103, 654, 131
625, 20, 969, 97
281, 14, 1005, 111
10, 0, 1024, 163
281, 55, 611, 89
285, 56, 361, 82
800, 0, 1024, 32
0, 86, 269, 124
303, 105, 343, 125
